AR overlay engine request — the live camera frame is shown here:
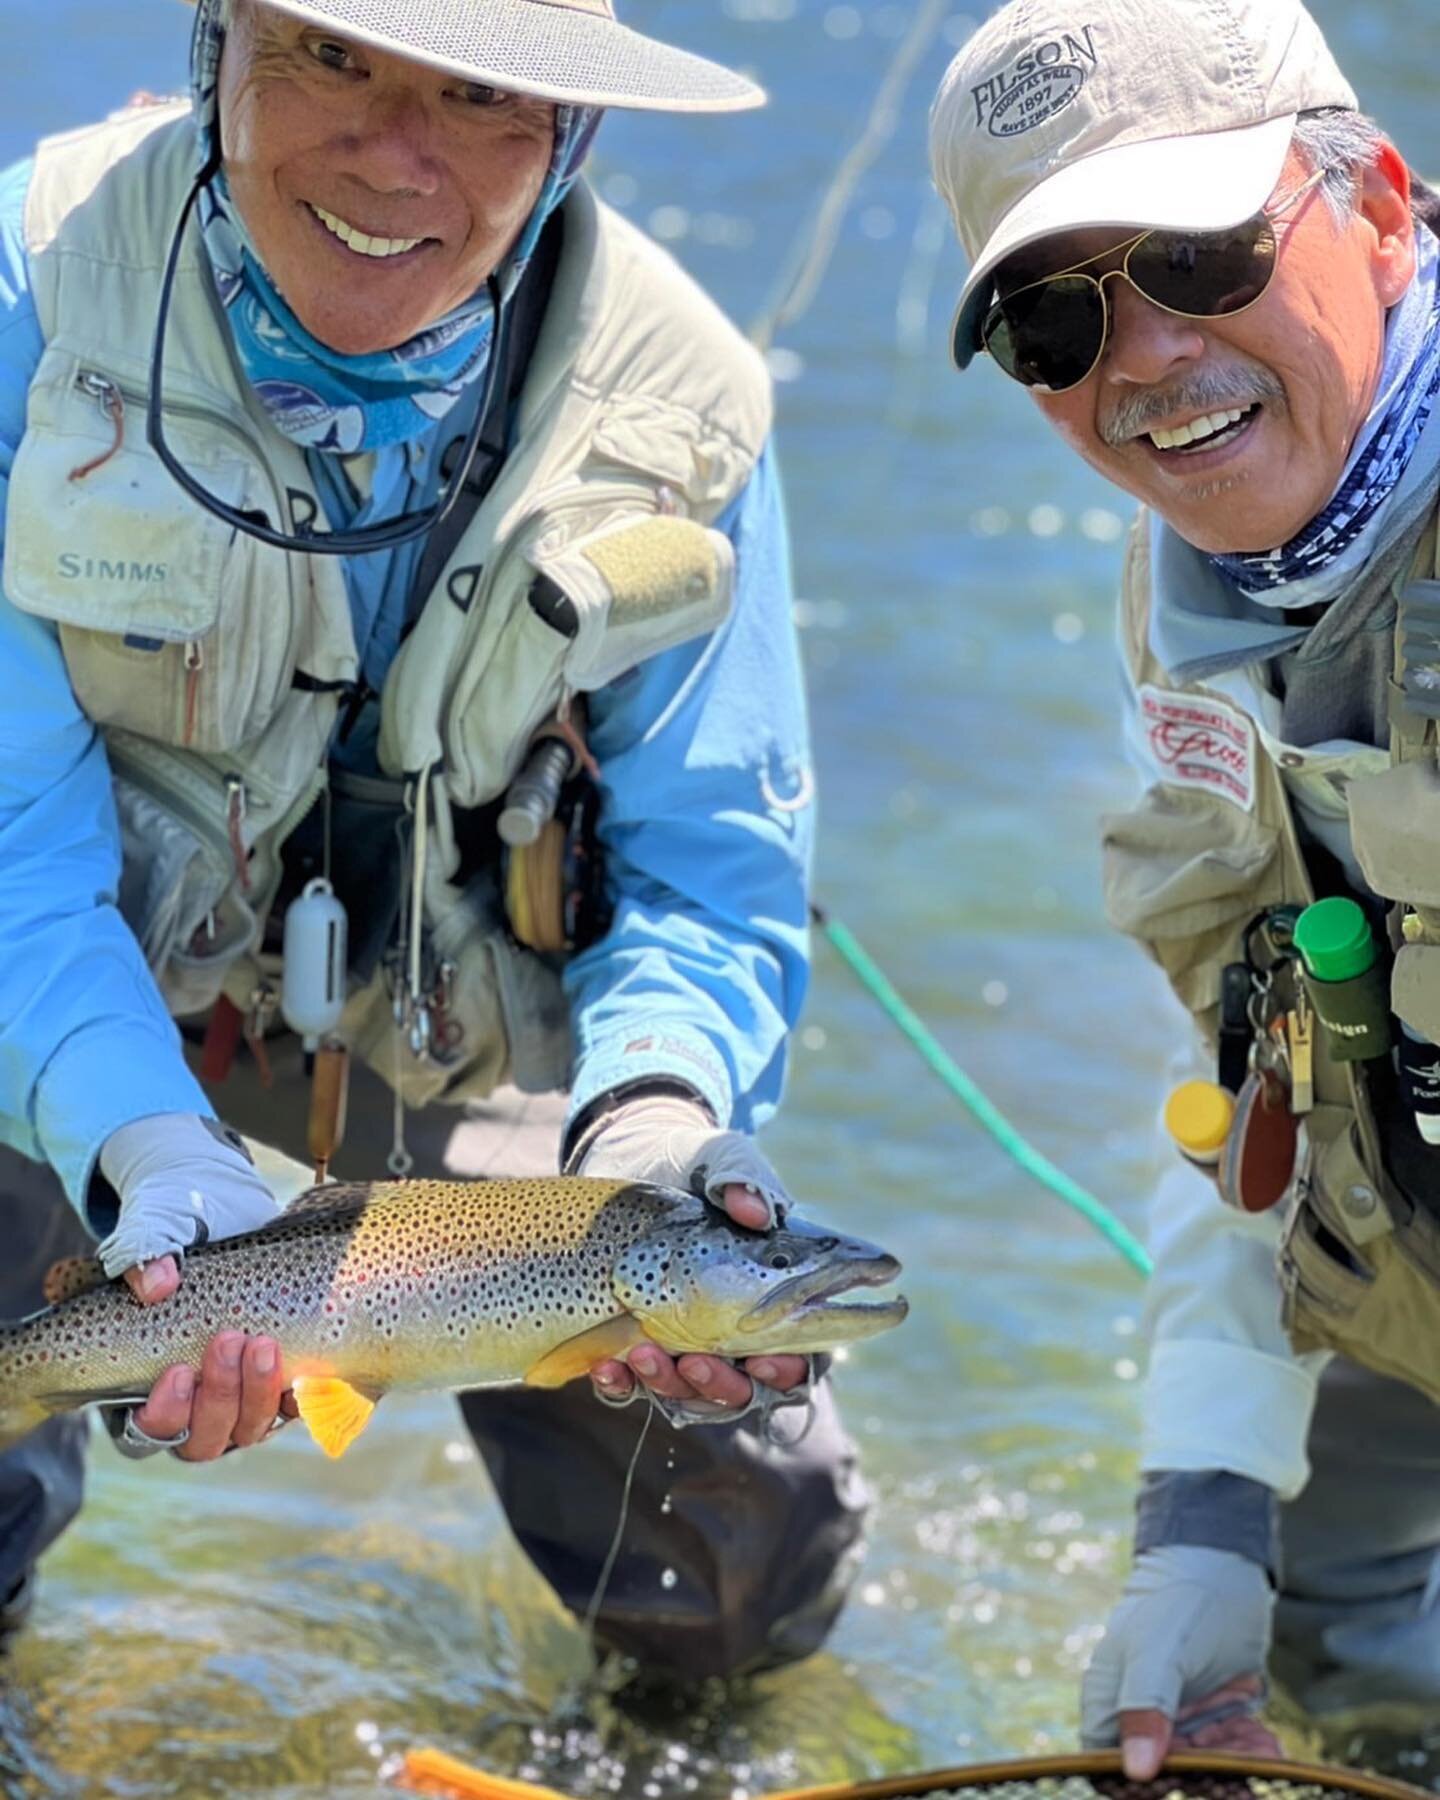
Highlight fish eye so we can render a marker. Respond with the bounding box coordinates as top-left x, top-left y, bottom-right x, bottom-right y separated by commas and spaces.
767, 1252, 792, 1270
